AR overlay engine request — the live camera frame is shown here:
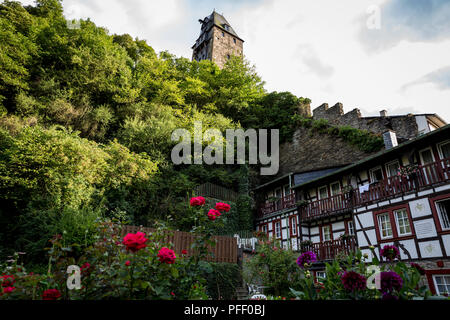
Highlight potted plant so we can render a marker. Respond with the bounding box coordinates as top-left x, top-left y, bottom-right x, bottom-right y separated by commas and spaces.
267, 196, 280, 203
398, 164, 419, 179
300, 240, 313, 251
296, 199, 309, 208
